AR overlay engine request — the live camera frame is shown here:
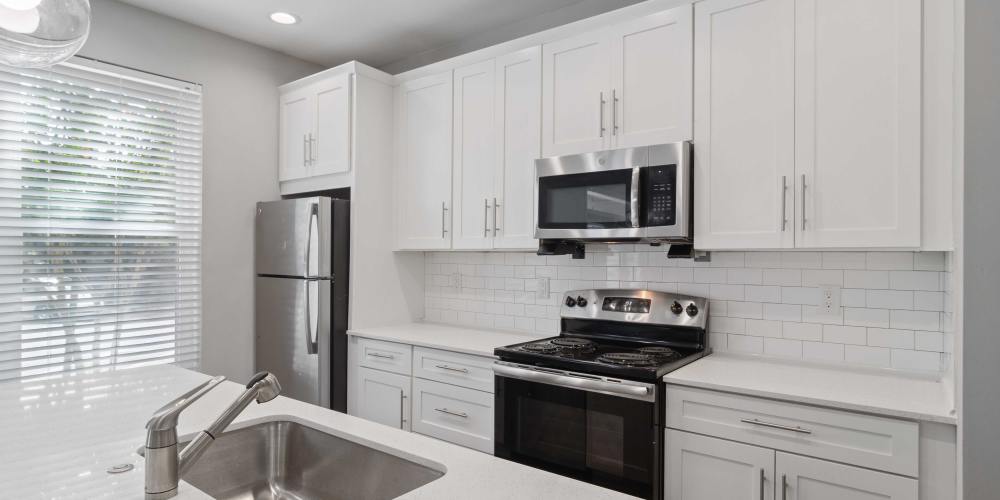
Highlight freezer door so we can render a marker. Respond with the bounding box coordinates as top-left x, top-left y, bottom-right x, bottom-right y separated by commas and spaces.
255, 197, 332, 278
255, 276, 331, 407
